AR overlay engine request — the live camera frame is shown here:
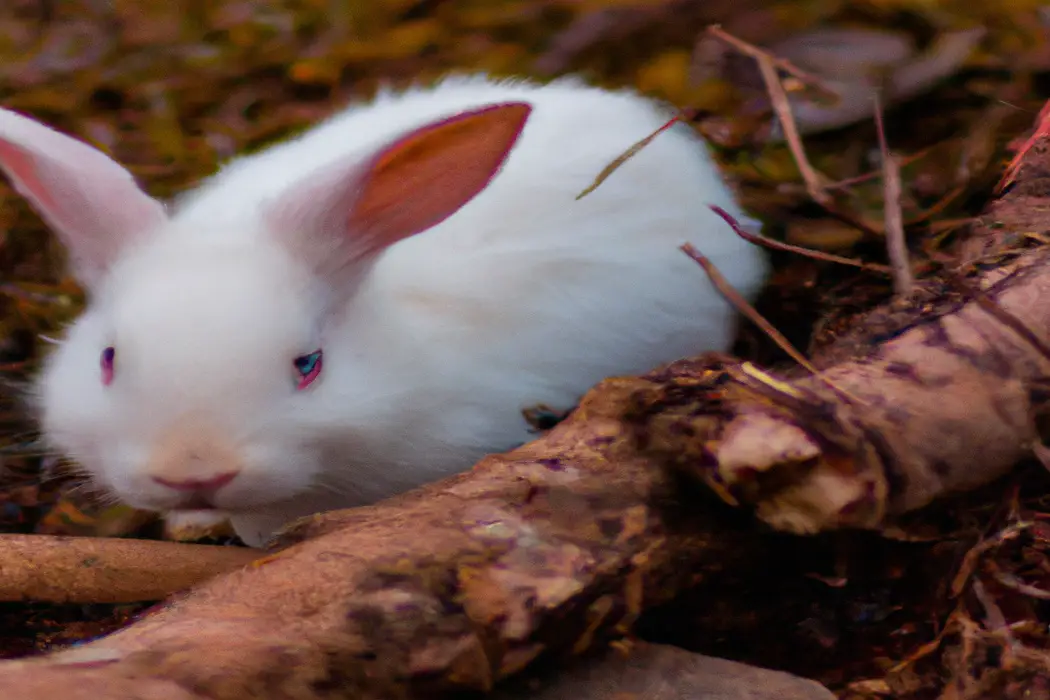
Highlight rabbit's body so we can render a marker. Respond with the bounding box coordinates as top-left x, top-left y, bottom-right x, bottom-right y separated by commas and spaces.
0, 74, 767, 546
